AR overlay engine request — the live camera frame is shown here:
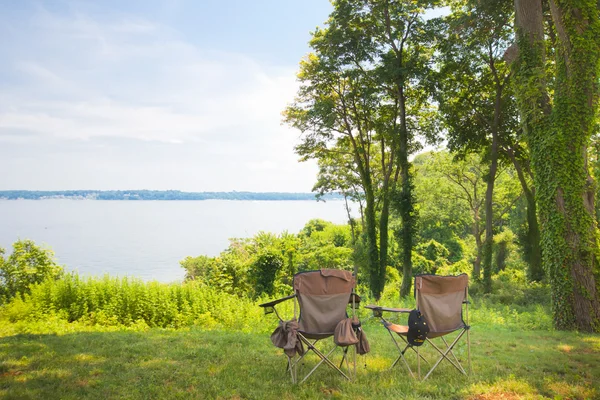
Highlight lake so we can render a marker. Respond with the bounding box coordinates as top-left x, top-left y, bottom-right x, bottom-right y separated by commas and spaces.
0, 199, 352, 282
